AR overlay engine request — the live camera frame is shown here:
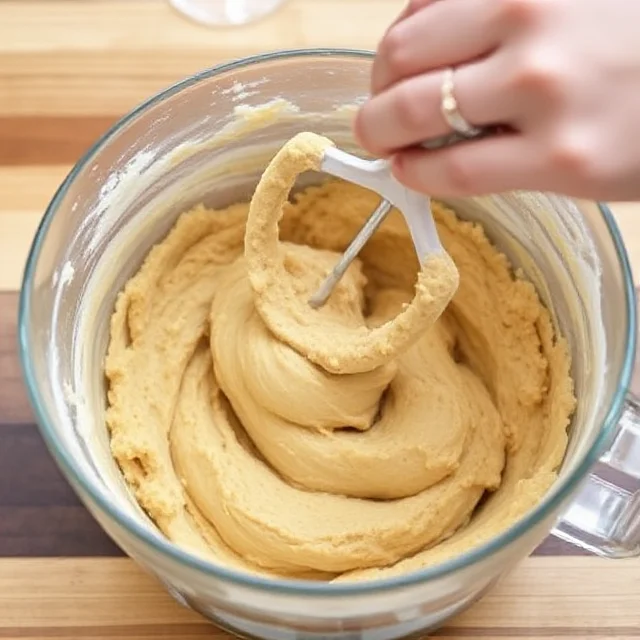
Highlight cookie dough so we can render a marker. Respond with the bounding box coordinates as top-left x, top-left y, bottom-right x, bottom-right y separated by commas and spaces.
105, 132, 575, 582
